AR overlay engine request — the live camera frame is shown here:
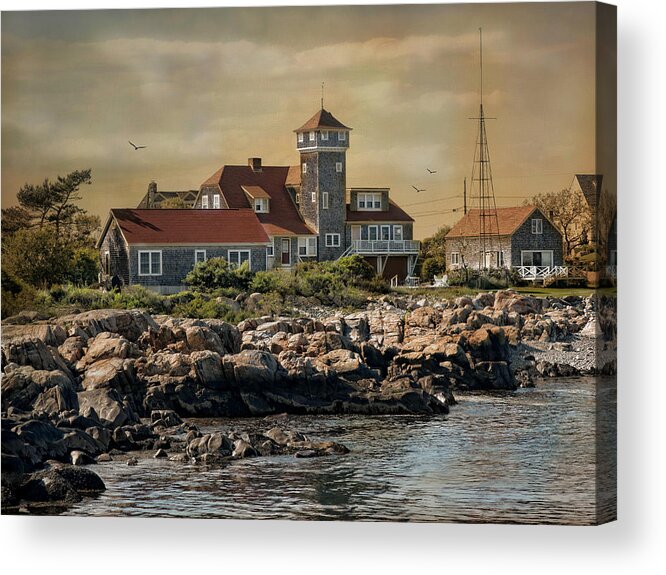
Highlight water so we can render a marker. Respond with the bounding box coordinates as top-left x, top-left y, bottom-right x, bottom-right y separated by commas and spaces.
64, 377, 616, 524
